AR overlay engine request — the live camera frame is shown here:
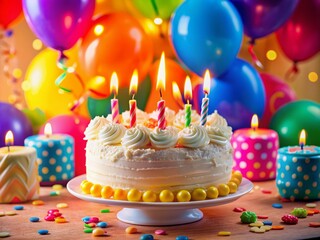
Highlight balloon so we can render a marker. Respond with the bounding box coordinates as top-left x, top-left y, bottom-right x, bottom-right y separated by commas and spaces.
132, 0, 183, 20
194, 58, 266, 130
24, 48, 89, 119
87, 75, 151, 118
22, 0, 95, 52
230, 0, 298, 39
260, 73, 297, 128
270, 100, 320, 147
40, 114, 90, 176
0, 102, 33, 147
276, 0, 320, 62
22, 108, 47, 134
145, 57, 187, 113
170, 0, 243, 77
79, 13, 154, 96
0, 0, 22, 29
